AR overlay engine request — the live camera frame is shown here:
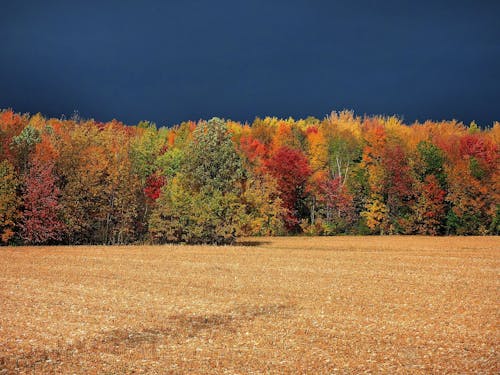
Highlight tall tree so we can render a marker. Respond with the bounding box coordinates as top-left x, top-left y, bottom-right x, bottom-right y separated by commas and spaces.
20, 158, 64, 244
150, 118, 246, 244
410, 175, 446, 235
265, 146, 312, 231
0, 160, 20, 243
